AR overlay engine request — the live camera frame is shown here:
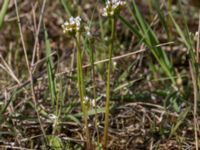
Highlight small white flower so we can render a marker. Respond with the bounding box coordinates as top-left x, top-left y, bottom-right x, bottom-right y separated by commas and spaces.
62, 16, 82, 35
48, 114, 58, 121
91, 99, 96, 107
85, 26, 91, 37
85, 96, 89, 102
113, 61, 117, 66
87, 31, 91, 36
102, 0, 126, 17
